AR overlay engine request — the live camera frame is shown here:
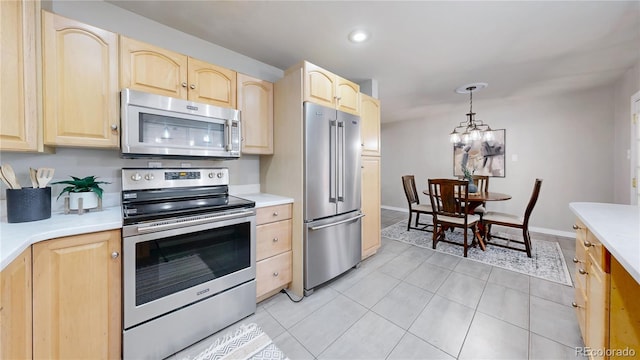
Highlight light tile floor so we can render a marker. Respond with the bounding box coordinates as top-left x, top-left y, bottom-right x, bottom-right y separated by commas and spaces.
170, 209, 586, 360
